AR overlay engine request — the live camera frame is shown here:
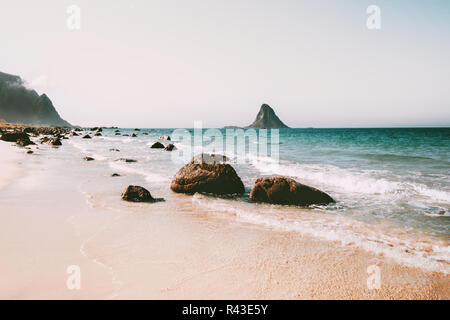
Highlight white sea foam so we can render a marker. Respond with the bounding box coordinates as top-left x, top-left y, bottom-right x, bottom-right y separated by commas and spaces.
100, 136, 135, 144
68, 139, 109, 161
192, 194, 450, 274
108, 161, 169, 184
248, 157, 450, 206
